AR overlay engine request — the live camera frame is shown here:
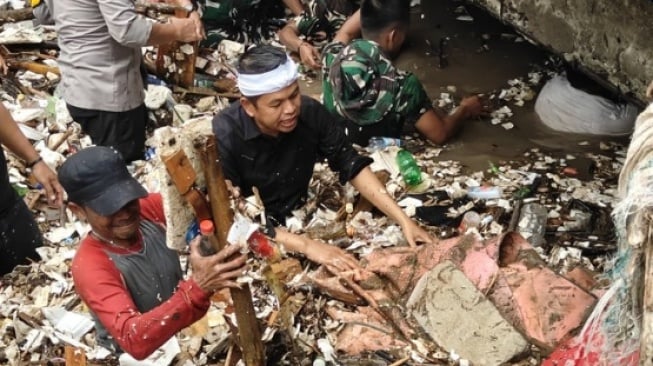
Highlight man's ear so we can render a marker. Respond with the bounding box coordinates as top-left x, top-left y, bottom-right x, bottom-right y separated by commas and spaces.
387, 27, 400, 50
388, 28, 396, 42
67, 202, 86, 222
240, 97, 257, 118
